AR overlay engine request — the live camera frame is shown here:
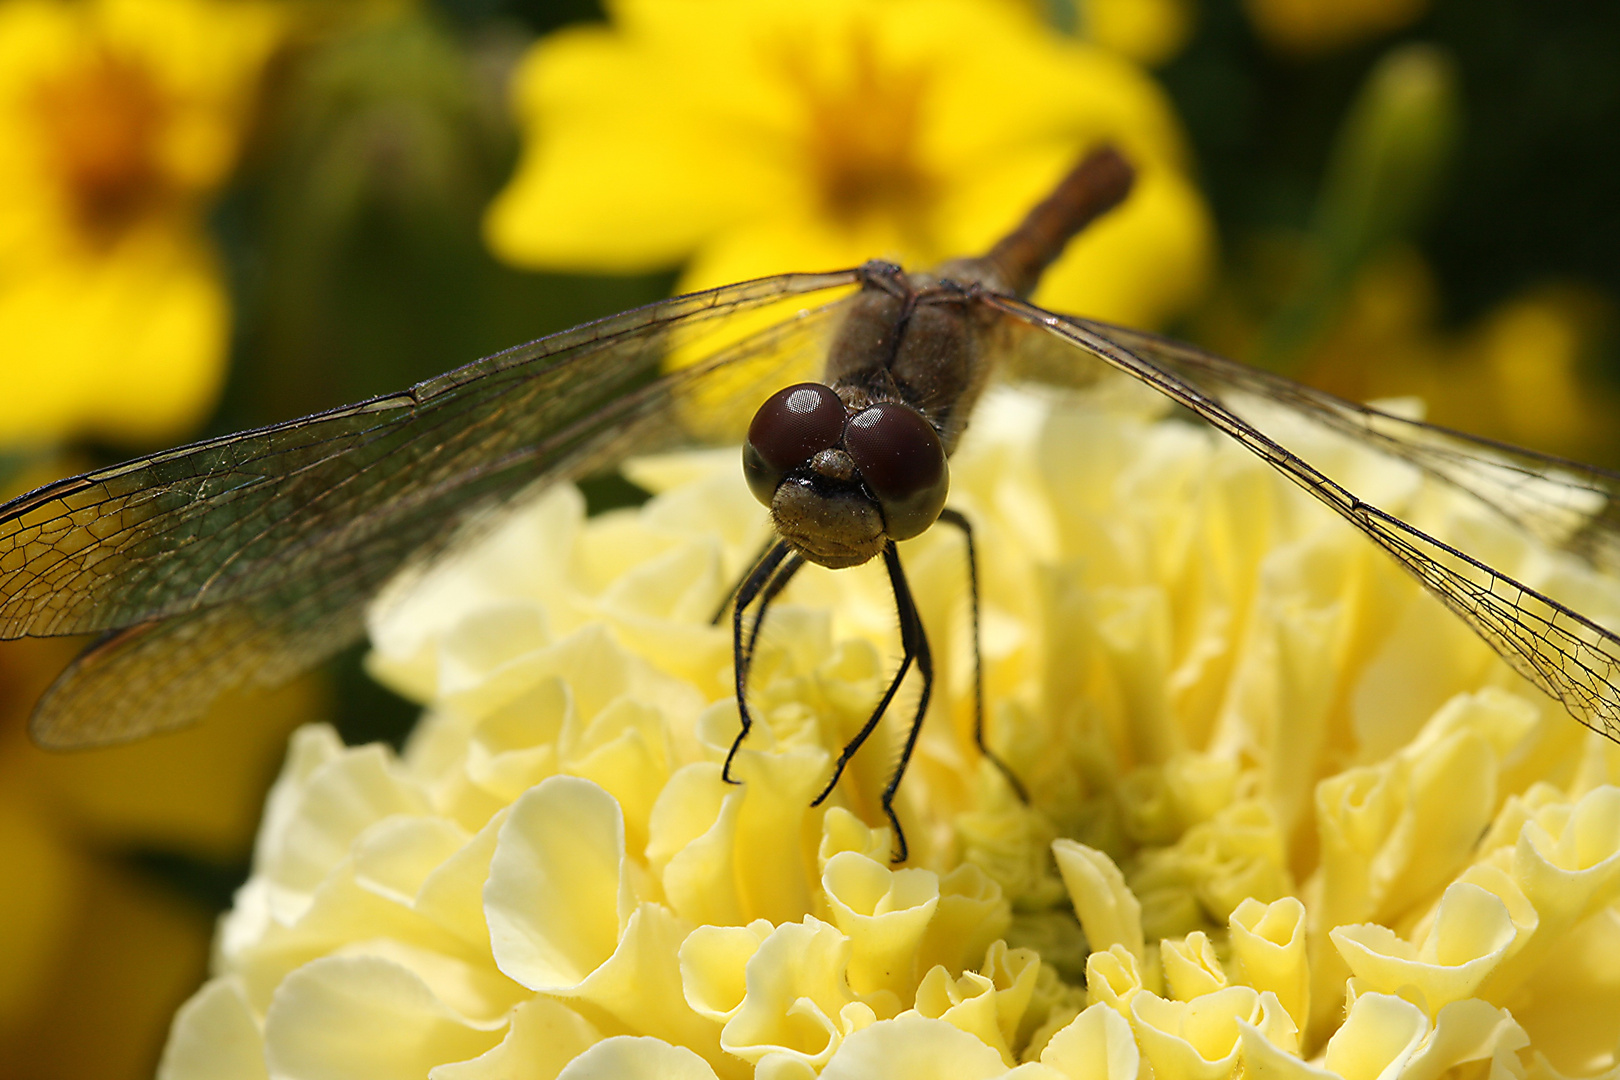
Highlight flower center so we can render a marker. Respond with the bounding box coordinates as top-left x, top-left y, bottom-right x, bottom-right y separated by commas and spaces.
32, 49, 172, 242
782, 28, 939, 246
